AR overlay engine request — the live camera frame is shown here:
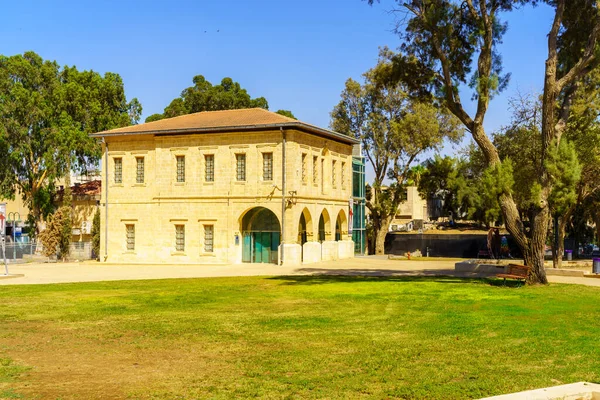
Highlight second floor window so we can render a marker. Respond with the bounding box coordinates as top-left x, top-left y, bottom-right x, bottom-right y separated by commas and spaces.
205, 154, 214, 182
176, 156, 185, 183
136, 157, 144, 183
302, 153, 307, 184
341, 161, 346, 188
332, 160, 337, 188
263, 152, 273, 181
313, 156, 318, 184
114, 158, 122, 184
236, 154, 246, 181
